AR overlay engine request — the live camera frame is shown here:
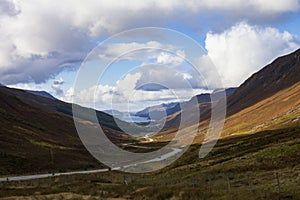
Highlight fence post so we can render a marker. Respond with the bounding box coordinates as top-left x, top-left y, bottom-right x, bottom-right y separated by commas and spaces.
208, 175, 212, 193
276, 173, 281, 193
227, 175, 231, 192
192, 177, 196, 188
248, 175, 253, 193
